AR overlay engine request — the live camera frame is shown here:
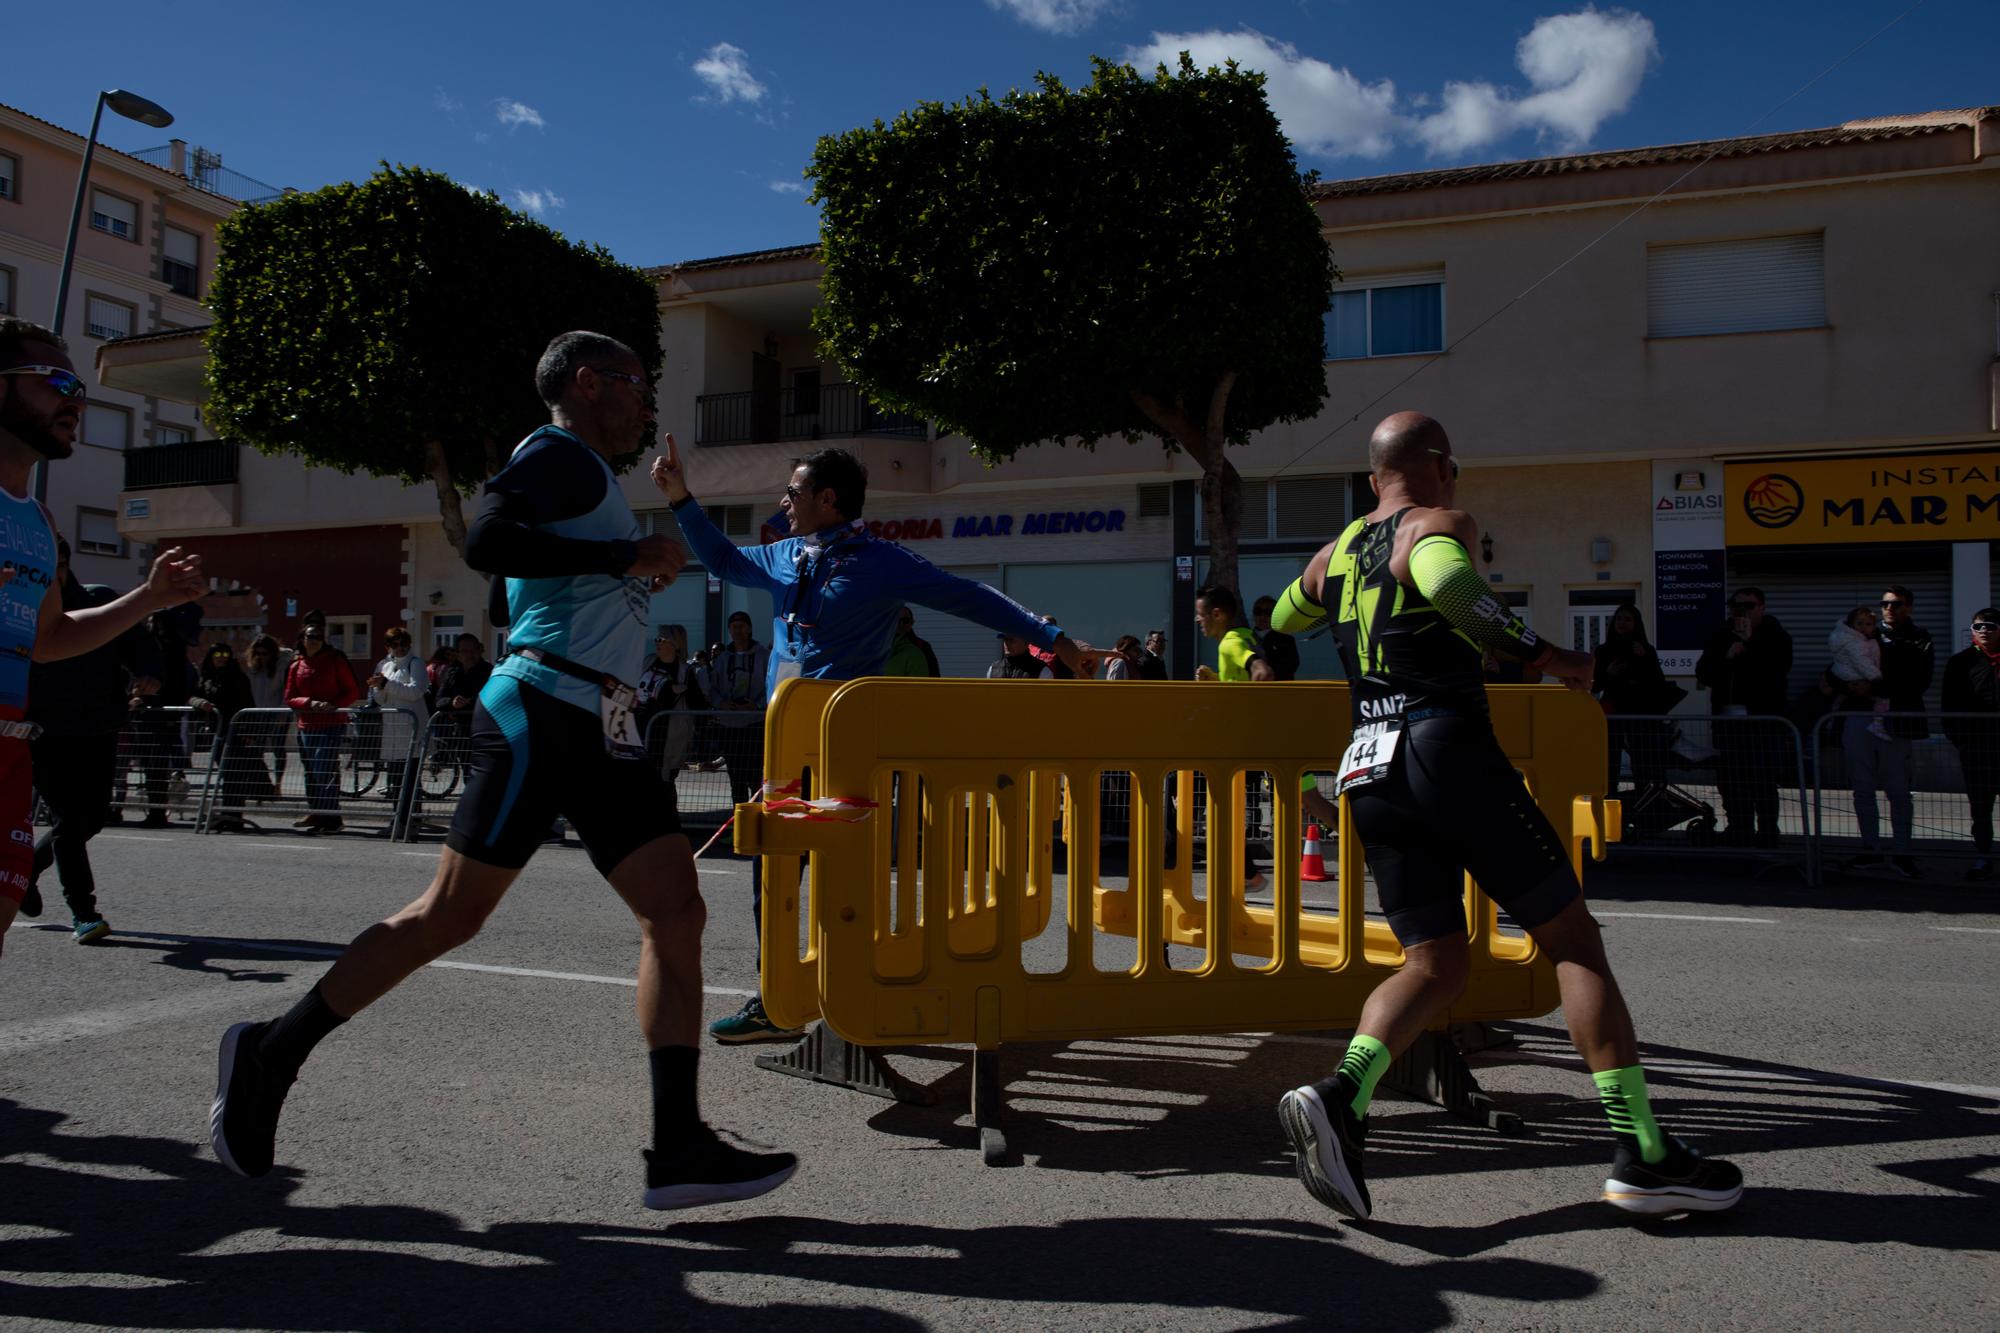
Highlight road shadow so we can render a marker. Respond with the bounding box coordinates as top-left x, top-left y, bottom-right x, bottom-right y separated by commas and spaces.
1583, 855, 2000, 916
0, 1096, 1597, 1328
849, 1024, 1997, 1258
21, 923, 337, 983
